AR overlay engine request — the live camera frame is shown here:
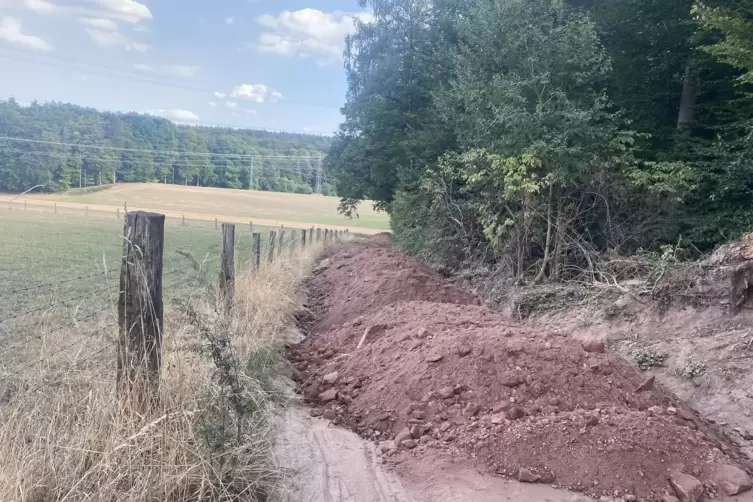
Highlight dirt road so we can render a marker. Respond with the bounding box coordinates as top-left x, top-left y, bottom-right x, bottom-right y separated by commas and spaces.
275, 407, 595, 502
